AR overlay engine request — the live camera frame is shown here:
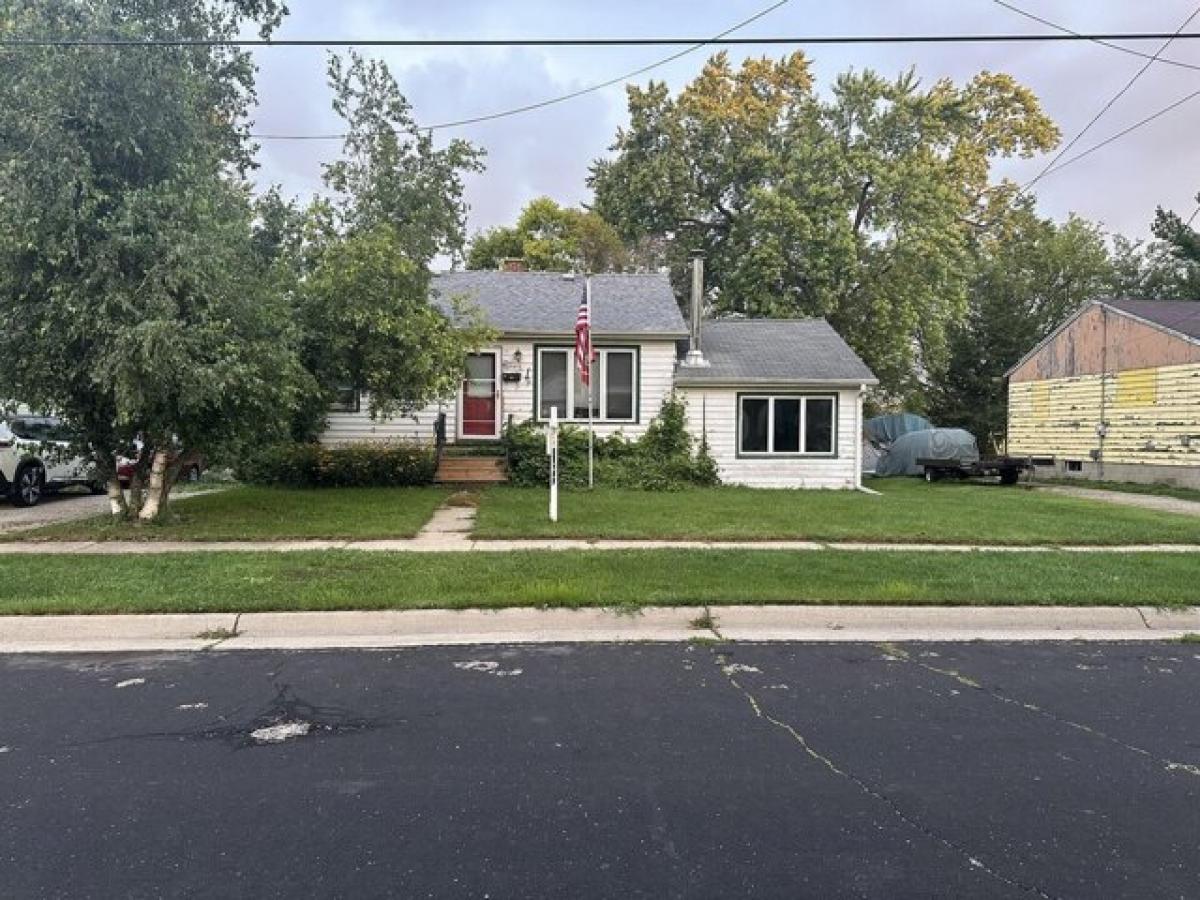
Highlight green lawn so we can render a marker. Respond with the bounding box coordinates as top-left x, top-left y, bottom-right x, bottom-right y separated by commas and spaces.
473, 479, 1200, 545
0, 549, 1194, 614
11, 486, 450, 542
